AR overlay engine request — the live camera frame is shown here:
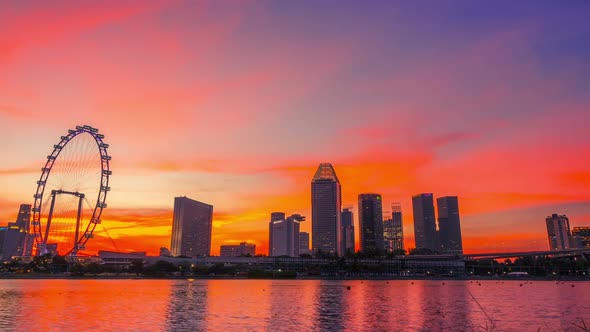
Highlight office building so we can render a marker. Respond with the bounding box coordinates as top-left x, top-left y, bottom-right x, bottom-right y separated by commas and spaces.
1, 204, 33, 260
220, 242, 256, 257
545, 214, 573, 250
437, 196, 463, 254
170, 197, 213, 257
269, 213, 305, 257
341, 207, 355, 254
299, 232, 310, 255
412, 194, 437, 251
572, 227, 590, 248
311, 163, 342, 255
383, 203, 404, 252
358, 194, 384, 253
